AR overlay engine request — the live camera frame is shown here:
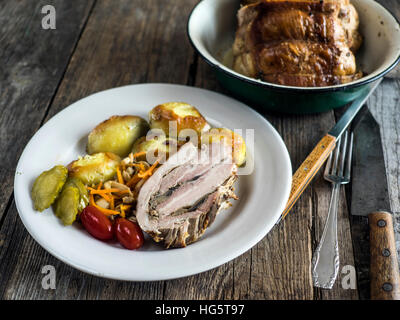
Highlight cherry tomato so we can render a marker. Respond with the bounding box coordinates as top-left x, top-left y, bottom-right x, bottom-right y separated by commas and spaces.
80, 206, 113, 241
114, 218, 144, 250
